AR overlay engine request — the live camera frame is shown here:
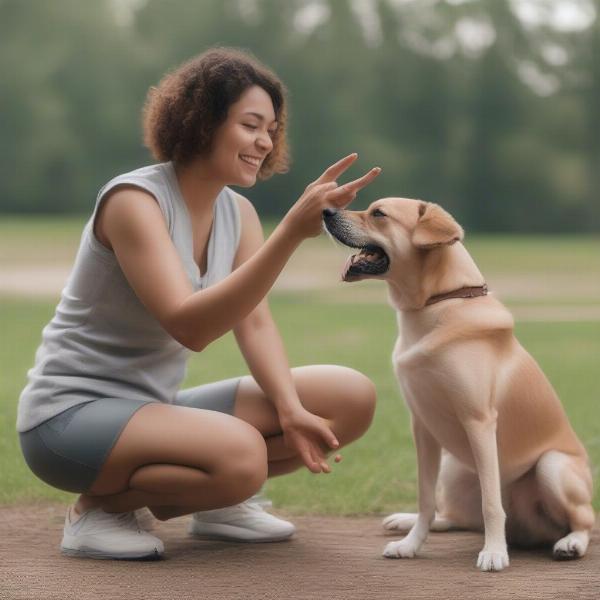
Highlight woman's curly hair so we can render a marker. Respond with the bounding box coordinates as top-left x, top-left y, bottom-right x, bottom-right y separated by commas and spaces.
143, 47, 289, 179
